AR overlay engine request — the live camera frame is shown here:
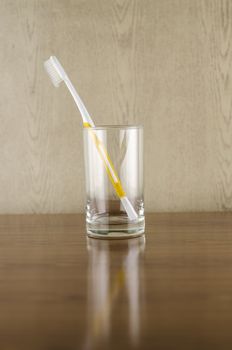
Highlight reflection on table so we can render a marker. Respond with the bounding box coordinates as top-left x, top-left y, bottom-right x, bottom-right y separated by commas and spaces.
84, 236, 146, 350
